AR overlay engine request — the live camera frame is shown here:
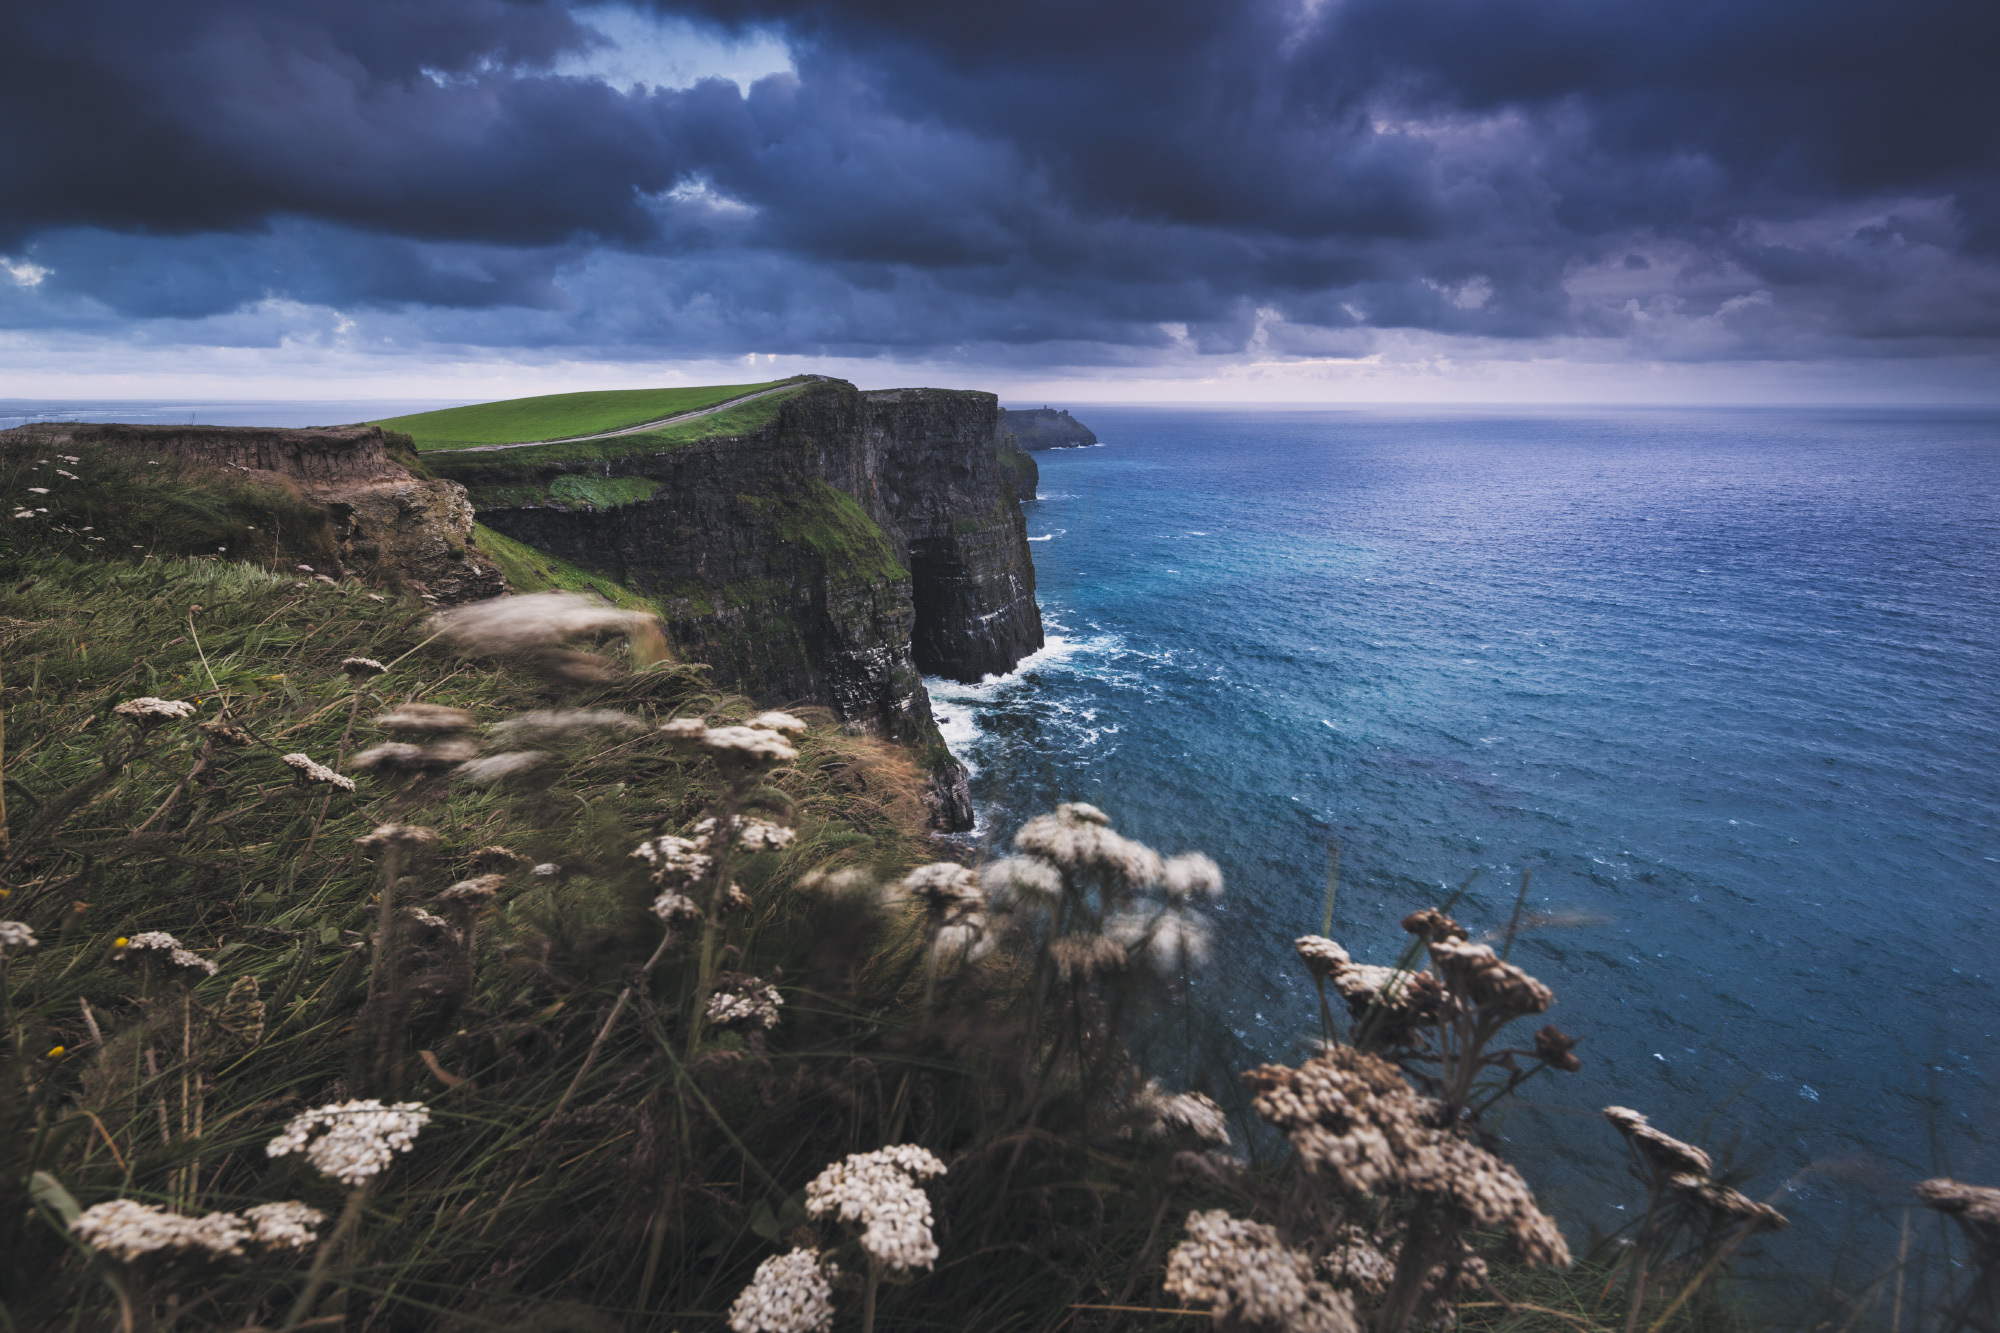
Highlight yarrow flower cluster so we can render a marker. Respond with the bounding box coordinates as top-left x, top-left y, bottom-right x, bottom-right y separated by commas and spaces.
430, 592, 661, 681
123, 931, 219, 976
728, 1247, 838, 1333
70, 1200, 249, 1262
1606, 1107, 1788, 1232
633, 834, 713, 885
706, 975, 785, 1030
1164, 1209, 1359, 1333
490, 708, 647, 745
114, 696, 197, 725
281, 752, 355, 792
695, 813, 797, 852
1131, 1080, 1231, 1146
1013, 802, 1165, 884
266, 1099, 432, 1187
0, 920, 38, 954
804, 1145, 948, 1274
240, 1201, 327, 1251
375, 703, 477, 734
